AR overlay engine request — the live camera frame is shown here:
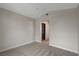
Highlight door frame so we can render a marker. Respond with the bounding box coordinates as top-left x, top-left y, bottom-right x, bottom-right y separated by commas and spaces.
40, 20, 49, 43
